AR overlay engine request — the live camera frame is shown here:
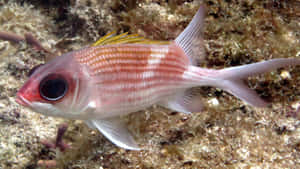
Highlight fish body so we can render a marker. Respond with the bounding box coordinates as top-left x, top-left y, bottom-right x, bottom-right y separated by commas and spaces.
74, 43, 211, 118
16, 6, 300, 150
